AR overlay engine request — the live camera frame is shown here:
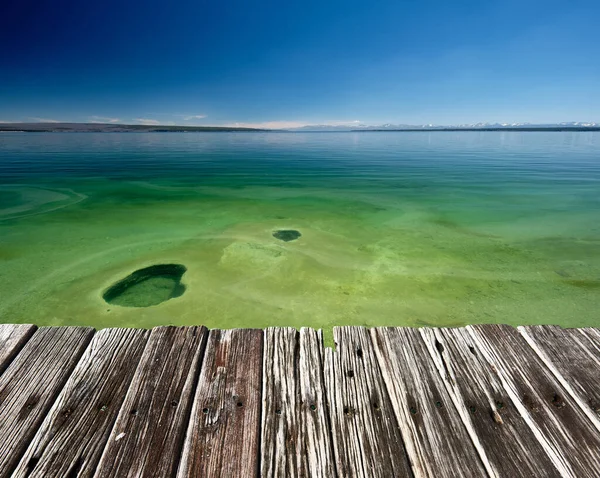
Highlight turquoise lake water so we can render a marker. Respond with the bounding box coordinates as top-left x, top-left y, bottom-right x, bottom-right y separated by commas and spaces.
0, 132, 598, 341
